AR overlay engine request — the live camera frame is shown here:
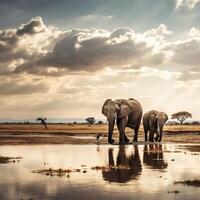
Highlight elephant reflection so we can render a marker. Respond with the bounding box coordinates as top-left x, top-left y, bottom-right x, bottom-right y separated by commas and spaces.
143, 144, 168, 169
102, 145, 142, 183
